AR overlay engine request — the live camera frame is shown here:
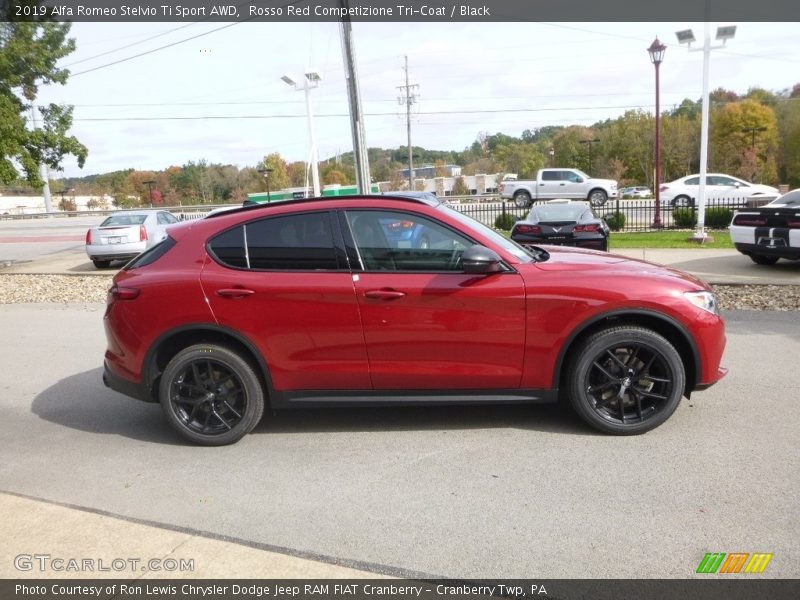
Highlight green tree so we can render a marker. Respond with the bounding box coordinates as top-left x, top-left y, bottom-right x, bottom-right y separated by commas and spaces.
257, 153, 289, 192
710, 99, 779, 183
0, 19, 87, 185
